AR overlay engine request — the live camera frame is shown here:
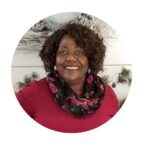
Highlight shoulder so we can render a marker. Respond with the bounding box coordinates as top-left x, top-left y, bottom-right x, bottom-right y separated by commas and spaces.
16, 77, 49, 98
103, 84, 119, 109
104, 84, 117, 97
104, 84, 116, 95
